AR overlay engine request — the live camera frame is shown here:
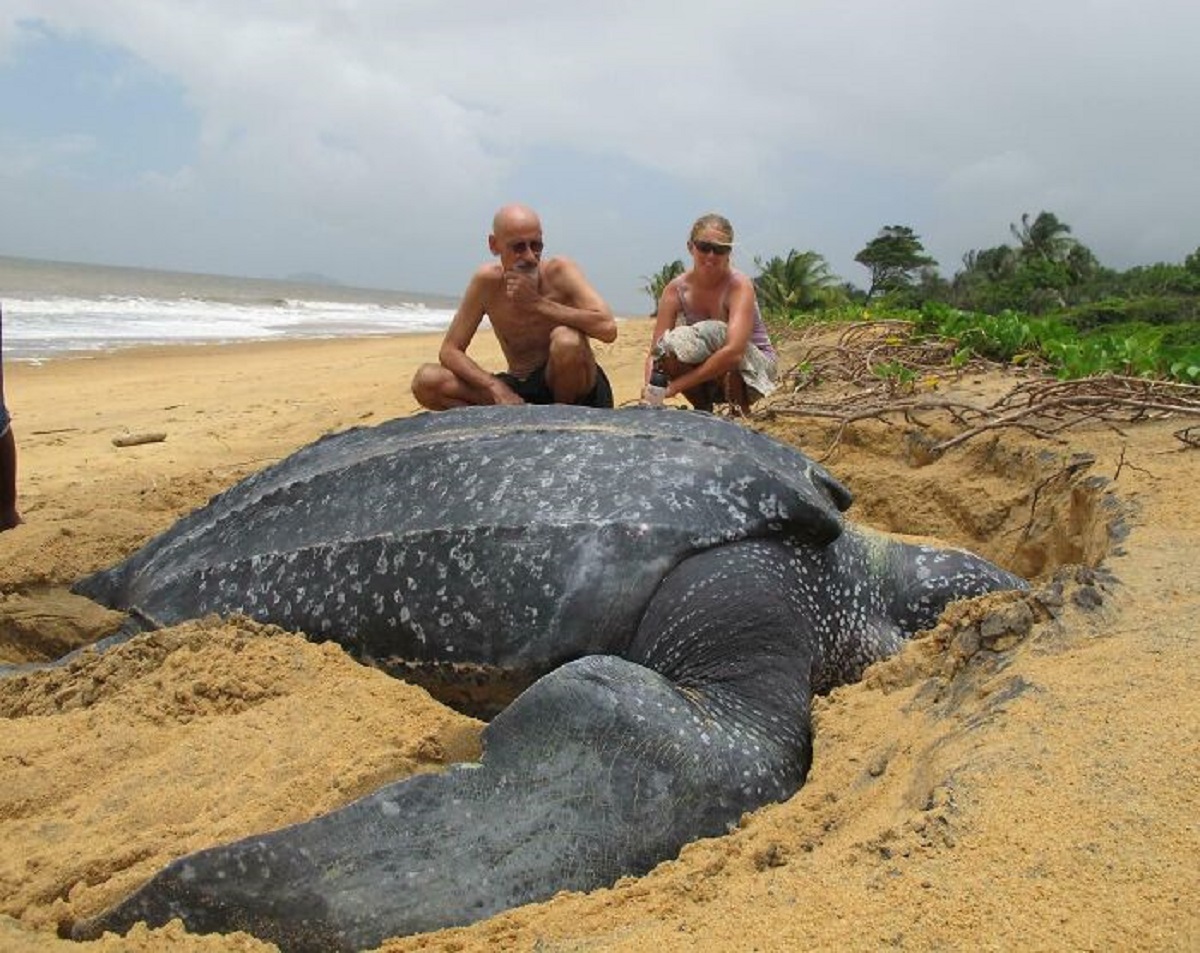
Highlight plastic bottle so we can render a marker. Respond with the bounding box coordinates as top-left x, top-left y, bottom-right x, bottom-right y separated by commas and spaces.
643, 362, 669, 407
